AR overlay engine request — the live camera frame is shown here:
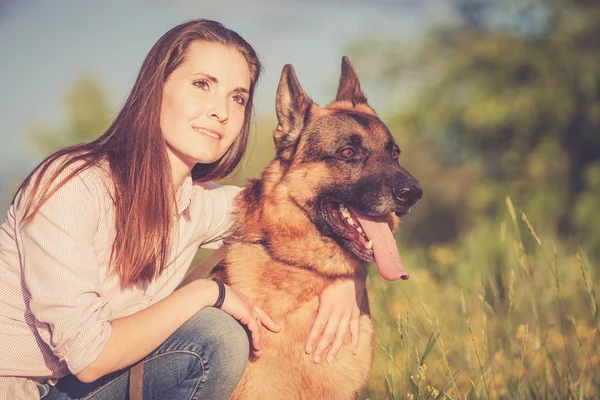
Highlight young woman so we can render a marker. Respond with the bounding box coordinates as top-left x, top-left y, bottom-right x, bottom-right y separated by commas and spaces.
0, 19, 367, 399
